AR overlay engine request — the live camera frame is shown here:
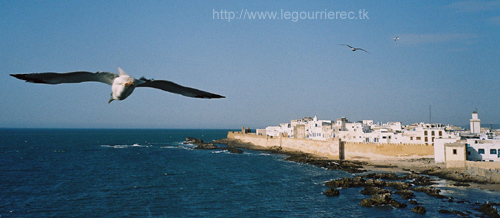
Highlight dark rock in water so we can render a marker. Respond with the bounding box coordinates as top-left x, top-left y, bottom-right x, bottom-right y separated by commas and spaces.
412, 175, 435, 186
478, 203, 500, 218
410, 186, 445, 199
389, 200, 407, 208
224, 147, 243, 154
395, 189, 415, 199
452, 182, 470, 187
185, 137, 204, 144
386, 181, 411, 190
325, 177, 366, 188
189, 137, 243, 154
360, 193, 392, 207
412, 206, 426, 214
324, 188, 340, 197
439, 209, 469, 216
194, 143, 219, 150
408, 199, 418, 205
360, 187, 391, 195
364, 179, 387, 187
